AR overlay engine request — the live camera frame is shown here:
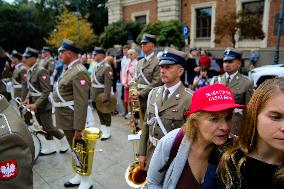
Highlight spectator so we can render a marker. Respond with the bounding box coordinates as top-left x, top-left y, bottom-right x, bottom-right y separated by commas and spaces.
120, 45, 130, 116
192, 67, 210, 90
198, 49, 211, 69
216, 78, 284, 189
123, 49, 138, 119
249, 48, 260, 69
208, 52, 221, 77
185, 48, 198, 89
147, 84, 244, 189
